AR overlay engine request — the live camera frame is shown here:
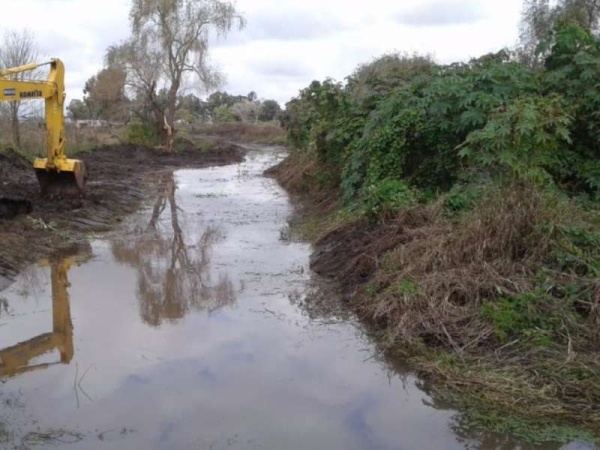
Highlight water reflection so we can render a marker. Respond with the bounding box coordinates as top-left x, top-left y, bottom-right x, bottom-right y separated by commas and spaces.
0, 246, 89, 379
111, 172, 235, 326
